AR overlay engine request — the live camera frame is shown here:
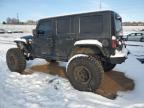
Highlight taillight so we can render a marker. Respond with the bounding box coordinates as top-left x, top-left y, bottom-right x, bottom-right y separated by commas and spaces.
112, 36, 117, 48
